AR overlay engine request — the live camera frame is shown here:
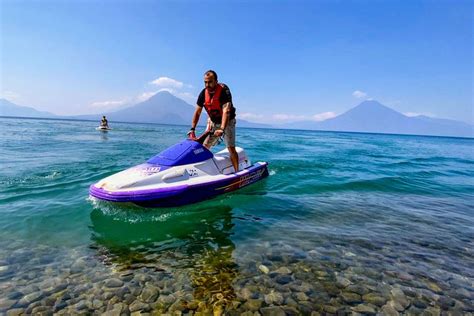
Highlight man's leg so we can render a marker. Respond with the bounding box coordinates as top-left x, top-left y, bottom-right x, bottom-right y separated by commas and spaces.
228, 146, 239, 173
203, 121, 218, 149
224, 119, 238, 173
203, 139, 212, 149
204, 134, 219, 149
